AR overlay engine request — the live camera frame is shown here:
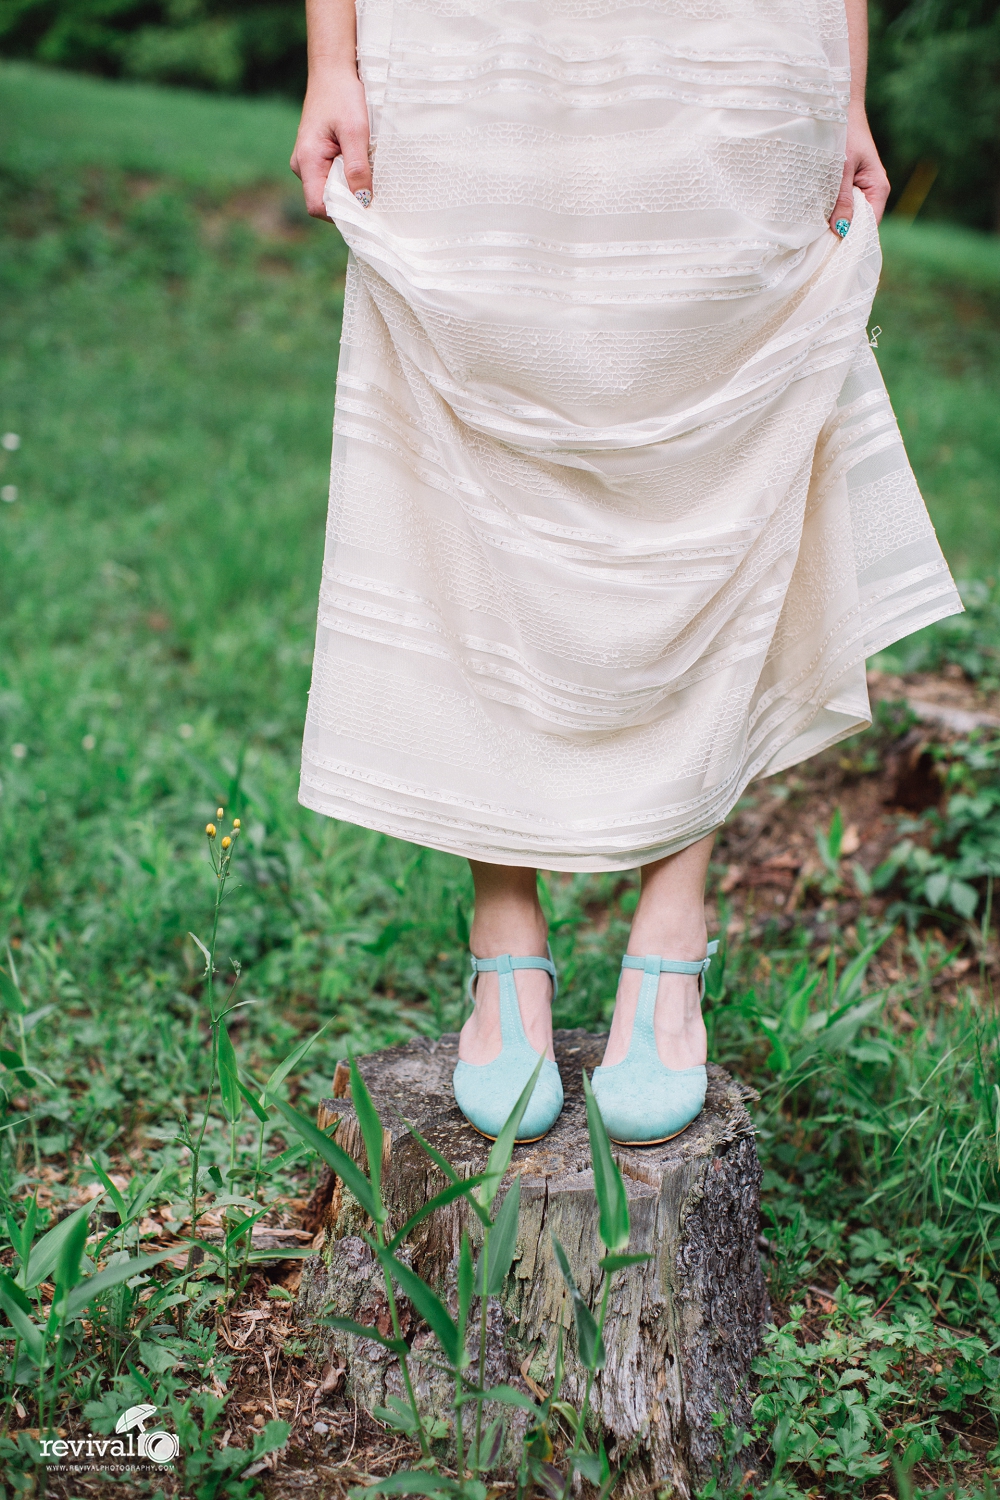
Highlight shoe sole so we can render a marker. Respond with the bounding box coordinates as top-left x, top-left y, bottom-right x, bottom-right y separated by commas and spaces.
465, 1121, 550, 1145
607, 1122, 693, 1147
